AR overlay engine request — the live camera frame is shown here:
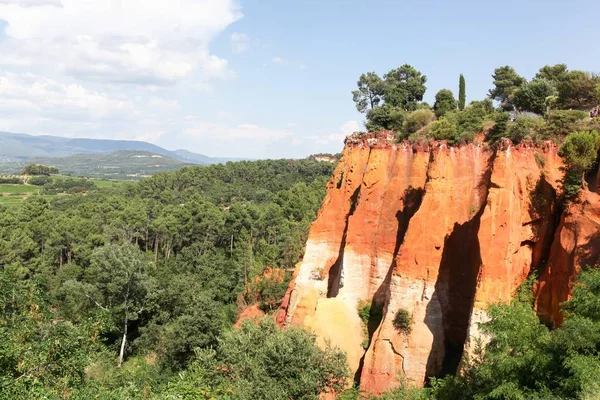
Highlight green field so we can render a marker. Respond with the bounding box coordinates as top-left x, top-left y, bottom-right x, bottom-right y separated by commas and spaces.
91, 179, 124, 189
0, 184, 41, 208
0, 179, 124, 209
